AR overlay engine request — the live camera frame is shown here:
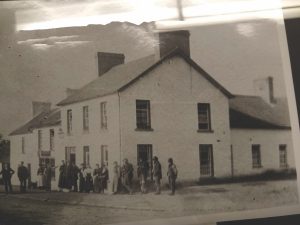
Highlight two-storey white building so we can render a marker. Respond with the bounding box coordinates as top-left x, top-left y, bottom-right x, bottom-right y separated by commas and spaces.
9, 30, 295, 189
